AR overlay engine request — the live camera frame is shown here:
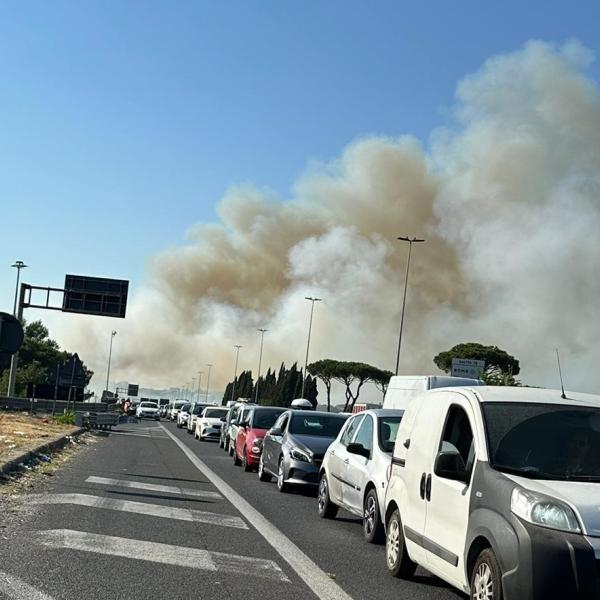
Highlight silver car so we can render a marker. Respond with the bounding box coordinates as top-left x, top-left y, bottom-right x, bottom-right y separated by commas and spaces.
317, 409, 403, 543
